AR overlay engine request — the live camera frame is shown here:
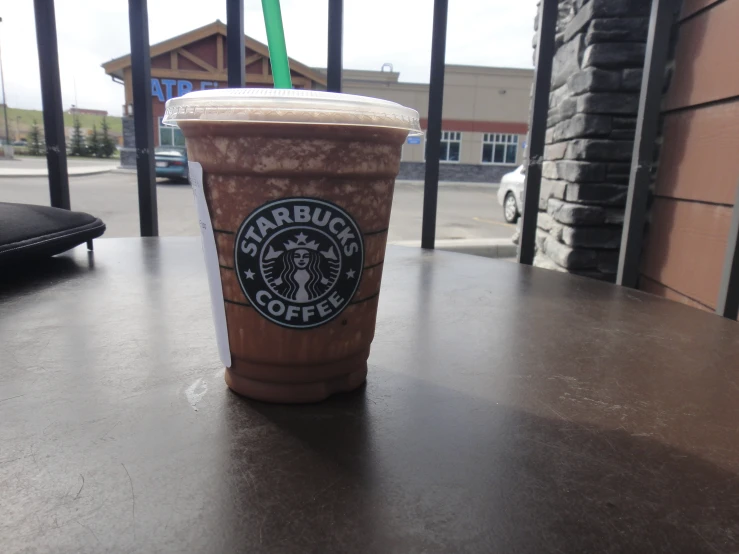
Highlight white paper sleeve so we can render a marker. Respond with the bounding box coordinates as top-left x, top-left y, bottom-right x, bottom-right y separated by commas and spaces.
188, 161, 232, 368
